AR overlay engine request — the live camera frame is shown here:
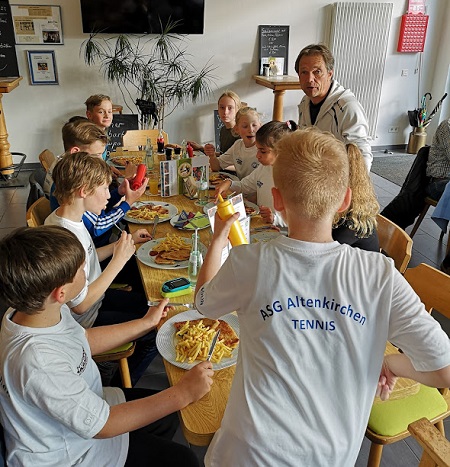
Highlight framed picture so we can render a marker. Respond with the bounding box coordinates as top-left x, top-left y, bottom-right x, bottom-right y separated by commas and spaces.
11, 5, 63, 45
27, 50, 58, 85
